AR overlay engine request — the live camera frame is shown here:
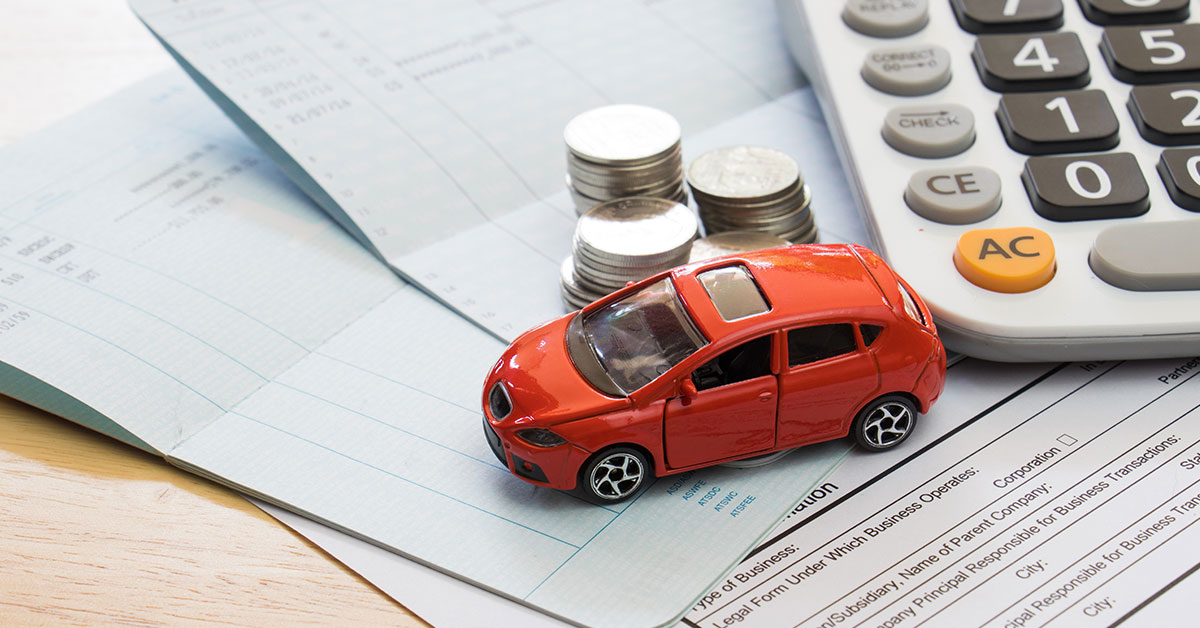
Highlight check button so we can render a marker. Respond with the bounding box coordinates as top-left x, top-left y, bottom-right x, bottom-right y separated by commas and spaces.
954, 227, 1056, 293
883, 104, 976, 158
